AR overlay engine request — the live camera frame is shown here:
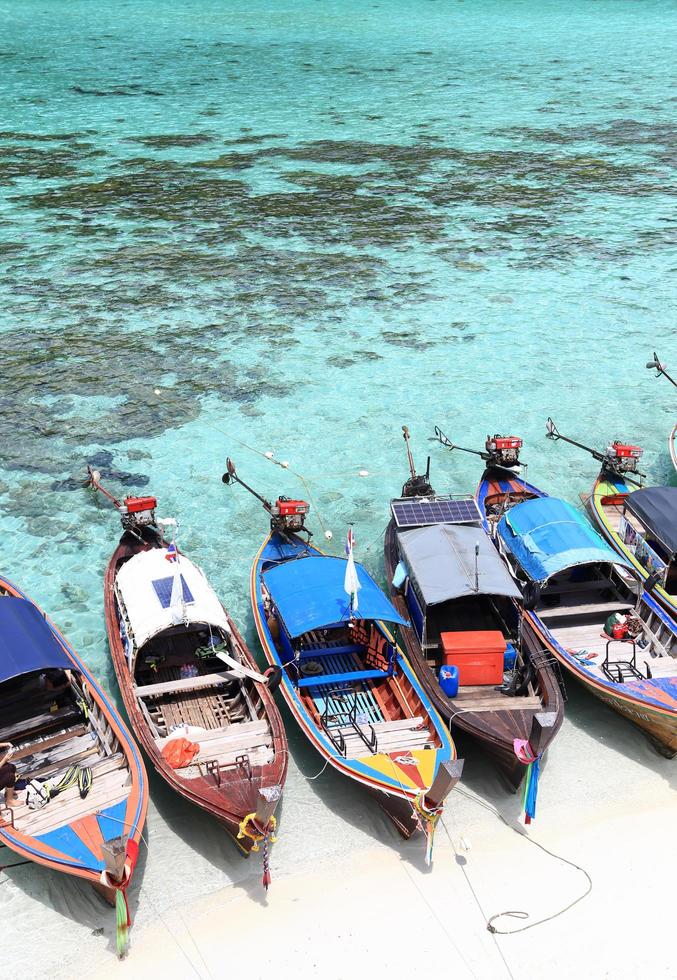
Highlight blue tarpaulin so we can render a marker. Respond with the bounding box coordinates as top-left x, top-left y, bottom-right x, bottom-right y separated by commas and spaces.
0, 597, 74, 684
498, 497, 634, 584
263, 555, 409, 638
